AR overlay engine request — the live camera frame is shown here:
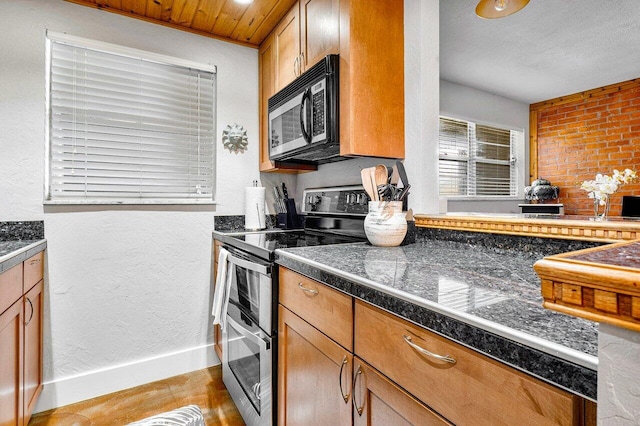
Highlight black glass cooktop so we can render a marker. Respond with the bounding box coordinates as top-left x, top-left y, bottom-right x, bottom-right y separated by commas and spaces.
220, 229, 365, 261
